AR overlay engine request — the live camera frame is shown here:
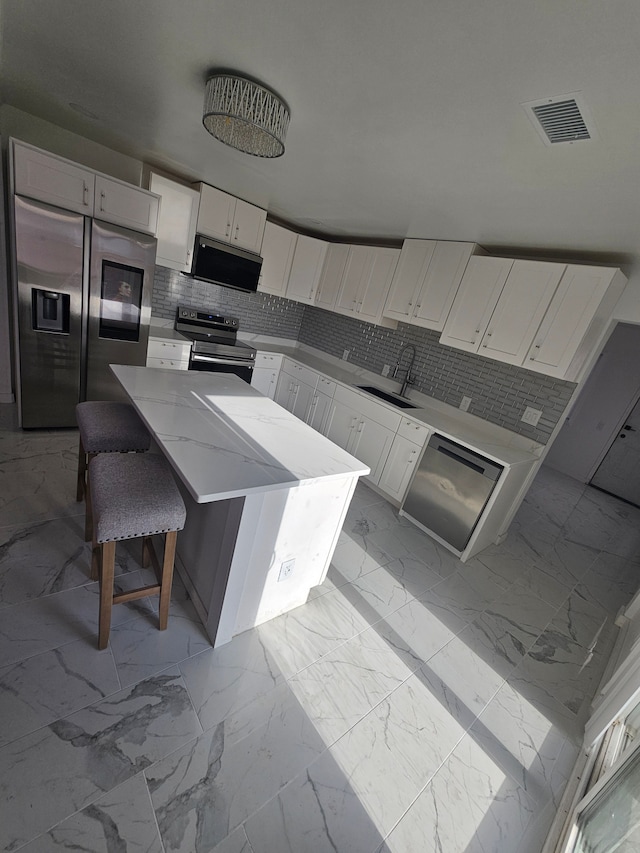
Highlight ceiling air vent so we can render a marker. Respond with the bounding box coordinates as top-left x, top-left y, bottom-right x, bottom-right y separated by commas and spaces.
521, 93, 596, 146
